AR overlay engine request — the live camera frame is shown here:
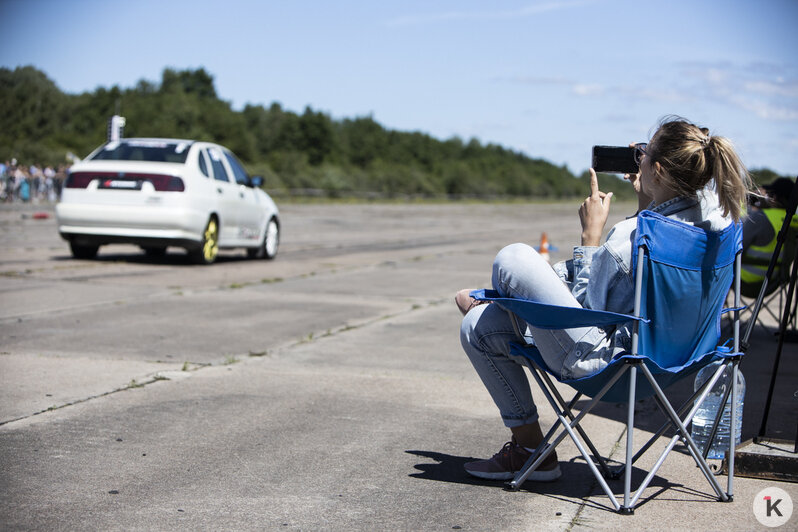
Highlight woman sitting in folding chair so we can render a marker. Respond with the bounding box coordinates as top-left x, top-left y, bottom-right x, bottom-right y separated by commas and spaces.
457, 116, 751, 481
